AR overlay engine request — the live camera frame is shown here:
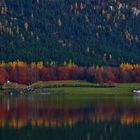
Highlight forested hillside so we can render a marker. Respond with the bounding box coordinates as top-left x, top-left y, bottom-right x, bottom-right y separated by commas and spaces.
0, 0, 140, 66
